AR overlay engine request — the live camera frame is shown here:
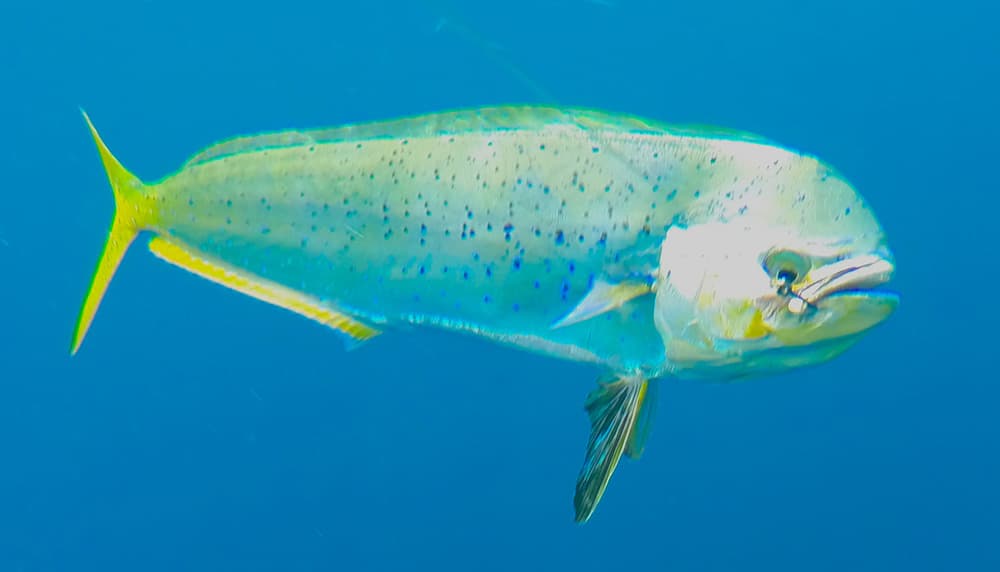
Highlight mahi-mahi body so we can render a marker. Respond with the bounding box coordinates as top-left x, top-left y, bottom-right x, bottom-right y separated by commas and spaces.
72, 106, 897, 522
